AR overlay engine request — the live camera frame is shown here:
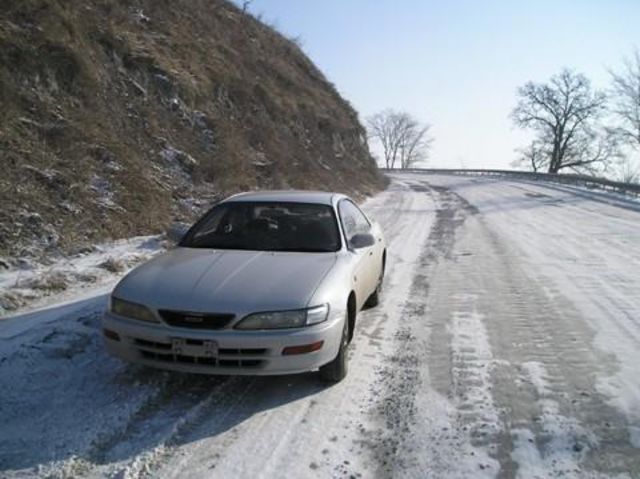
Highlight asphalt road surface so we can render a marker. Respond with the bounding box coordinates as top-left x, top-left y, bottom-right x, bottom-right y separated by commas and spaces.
2, 173, 639, 478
